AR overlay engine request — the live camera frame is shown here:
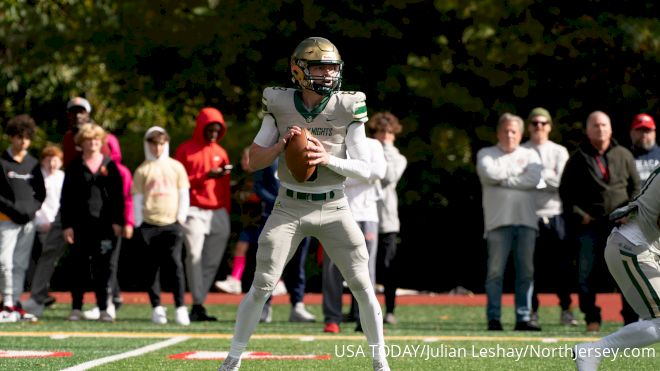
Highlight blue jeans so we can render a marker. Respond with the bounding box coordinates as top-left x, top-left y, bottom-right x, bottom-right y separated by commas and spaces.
485, 225, 536, 322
